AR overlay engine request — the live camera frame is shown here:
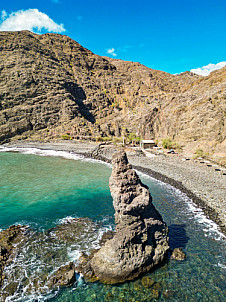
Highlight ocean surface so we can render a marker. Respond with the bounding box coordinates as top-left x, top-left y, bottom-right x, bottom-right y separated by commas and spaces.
0, 147, 225, 301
